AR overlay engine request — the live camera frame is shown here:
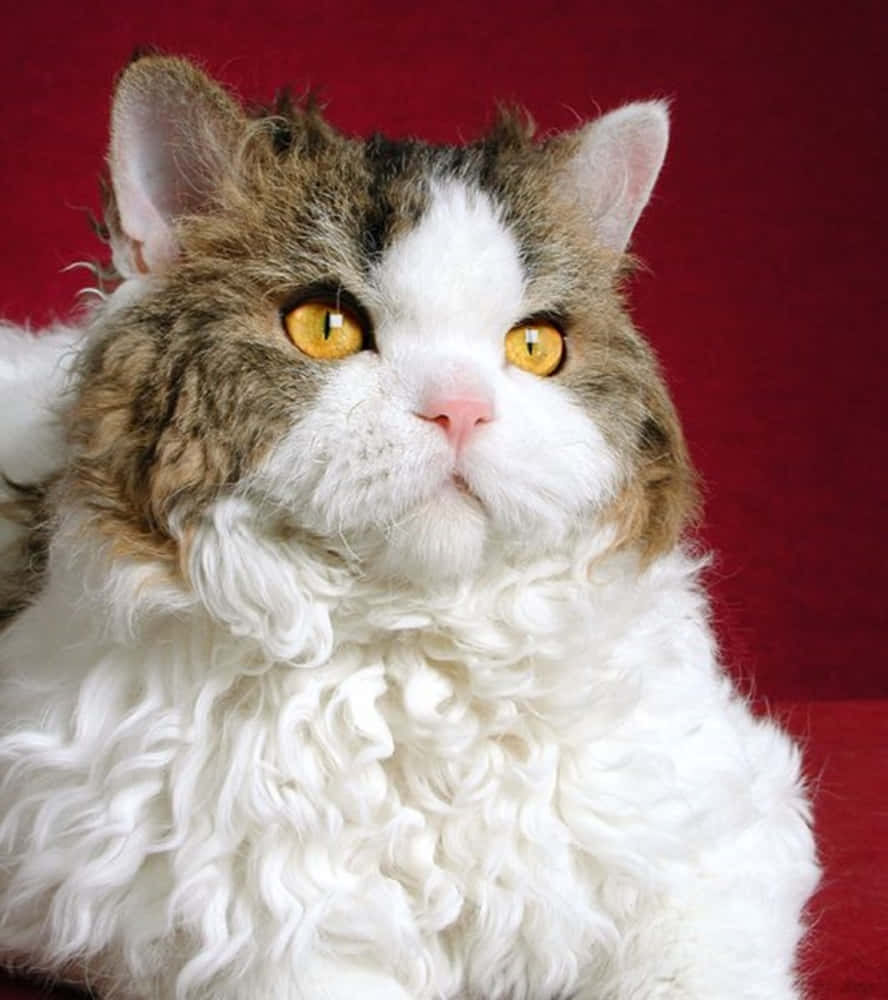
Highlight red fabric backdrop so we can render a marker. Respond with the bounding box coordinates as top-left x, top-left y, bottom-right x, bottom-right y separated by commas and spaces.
0, 2, 884, 997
